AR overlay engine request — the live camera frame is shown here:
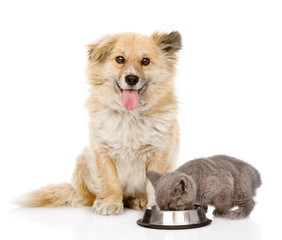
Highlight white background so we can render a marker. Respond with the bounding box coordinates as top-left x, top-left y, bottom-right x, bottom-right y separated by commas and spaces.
0, 0, 281, 239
